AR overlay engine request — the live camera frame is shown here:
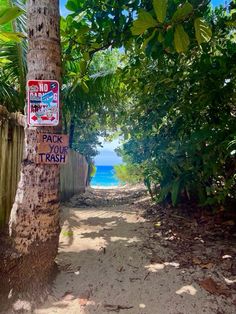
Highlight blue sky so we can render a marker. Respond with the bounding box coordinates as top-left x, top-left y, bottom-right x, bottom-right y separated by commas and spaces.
60, 0, 226, 17
60, 0, 70, 16
94, 138, 123, 166
94, 150, 123, 166
212, 0, 226, 5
